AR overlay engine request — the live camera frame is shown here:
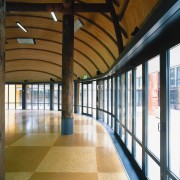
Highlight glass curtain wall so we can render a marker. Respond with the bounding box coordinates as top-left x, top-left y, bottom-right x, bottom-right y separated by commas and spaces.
77, 43, 179, 180
6, 83, 62, 111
